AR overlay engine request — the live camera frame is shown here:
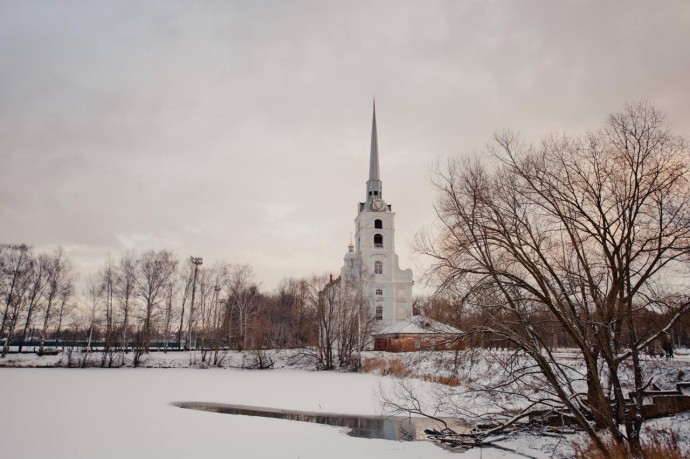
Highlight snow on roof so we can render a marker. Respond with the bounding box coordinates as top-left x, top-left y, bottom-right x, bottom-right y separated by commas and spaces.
376, 315, 461, 335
